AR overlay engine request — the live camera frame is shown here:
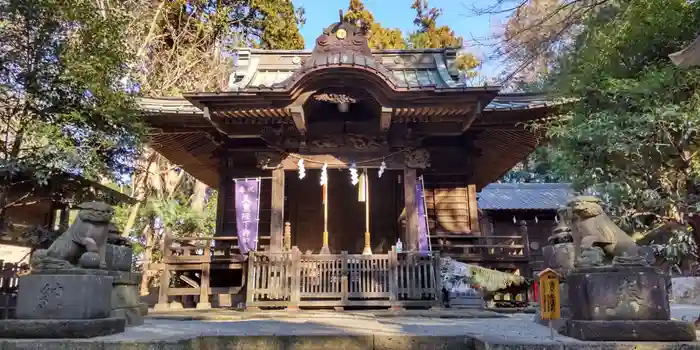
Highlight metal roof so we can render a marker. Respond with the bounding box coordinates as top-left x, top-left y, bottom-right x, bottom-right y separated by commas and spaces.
478, 183, 573, 210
